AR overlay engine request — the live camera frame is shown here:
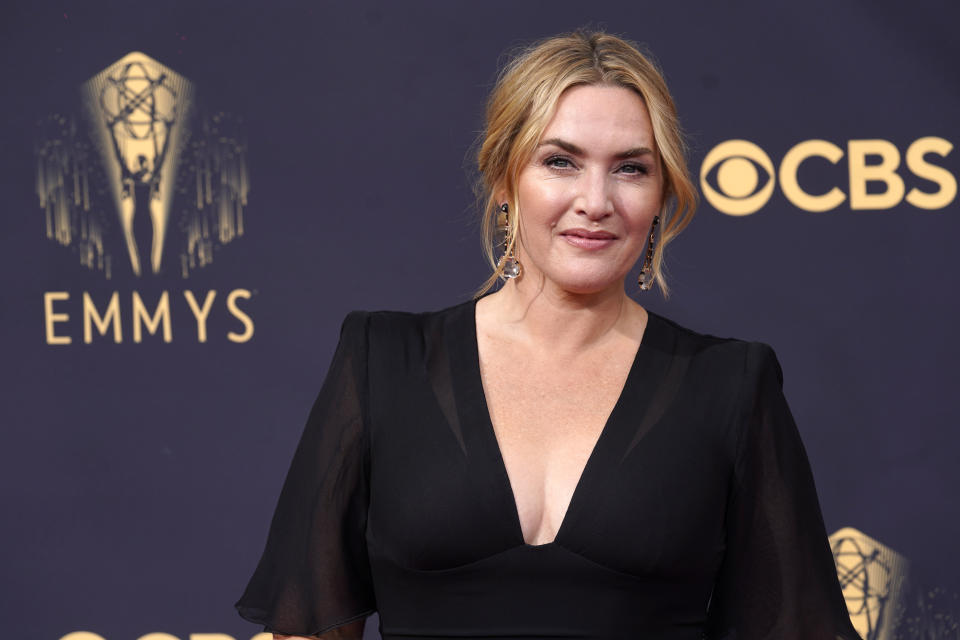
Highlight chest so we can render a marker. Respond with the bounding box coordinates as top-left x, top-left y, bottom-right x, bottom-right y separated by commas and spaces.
364, 310, 735, 580
477, 337, 638, 546
360, 310, 747, 636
